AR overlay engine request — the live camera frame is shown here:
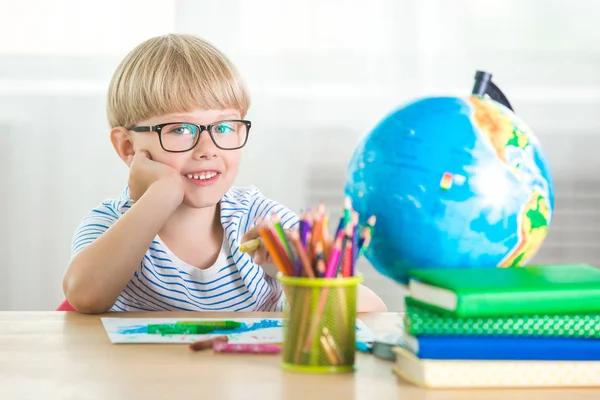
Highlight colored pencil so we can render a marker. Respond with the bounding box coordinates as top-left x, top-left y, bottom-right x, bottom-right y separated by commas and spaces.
289, 231, 314, 278
240, 202, 375, 279
271, 213, 292, 259
237, 200, 376, 368
258, 227, 291, 276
